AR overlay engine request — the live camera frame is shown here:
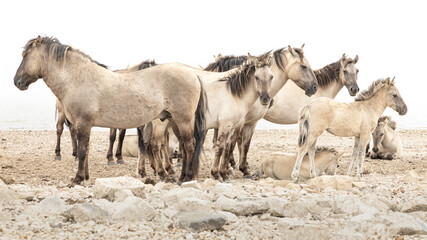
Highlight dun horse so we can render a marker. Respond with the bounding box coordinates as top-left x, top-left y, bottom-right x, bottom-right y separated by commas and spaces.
264, 54, 359, 124
205, 45, 318, 176
252, 147, 343, 180
367, 116, 403, 160
54, 60, 156, 163
291, 78, 407, 182
14, 36, 207, 185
